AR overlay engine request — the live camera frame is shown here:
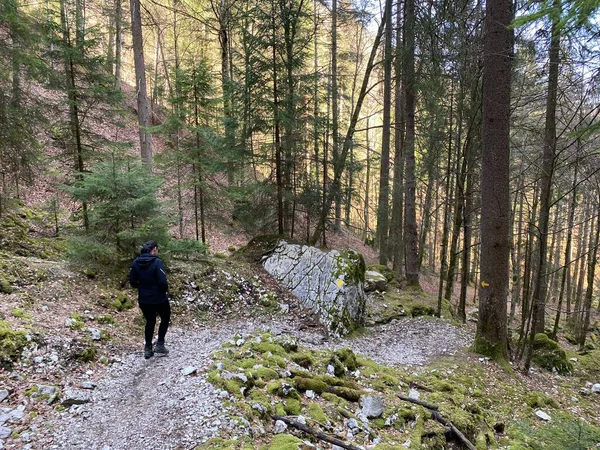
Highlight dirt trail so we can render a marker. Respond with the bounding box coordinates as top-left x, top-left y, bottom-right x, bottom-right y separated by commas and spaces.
47, 317, 471, 450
